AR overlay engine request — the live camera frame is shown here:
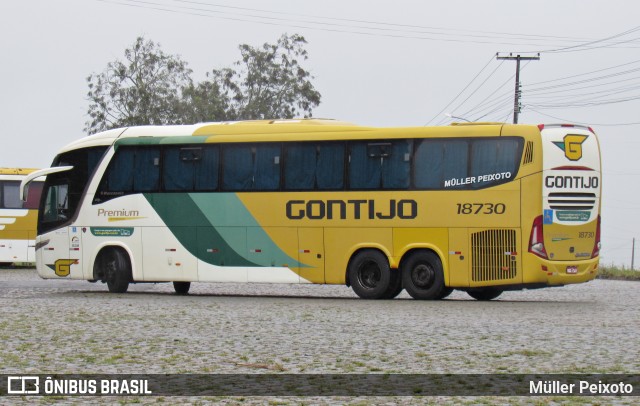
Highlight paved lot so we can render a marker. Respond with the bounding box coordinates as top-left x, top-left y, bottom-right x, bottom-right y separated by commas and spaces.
1, 267, 639, 404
